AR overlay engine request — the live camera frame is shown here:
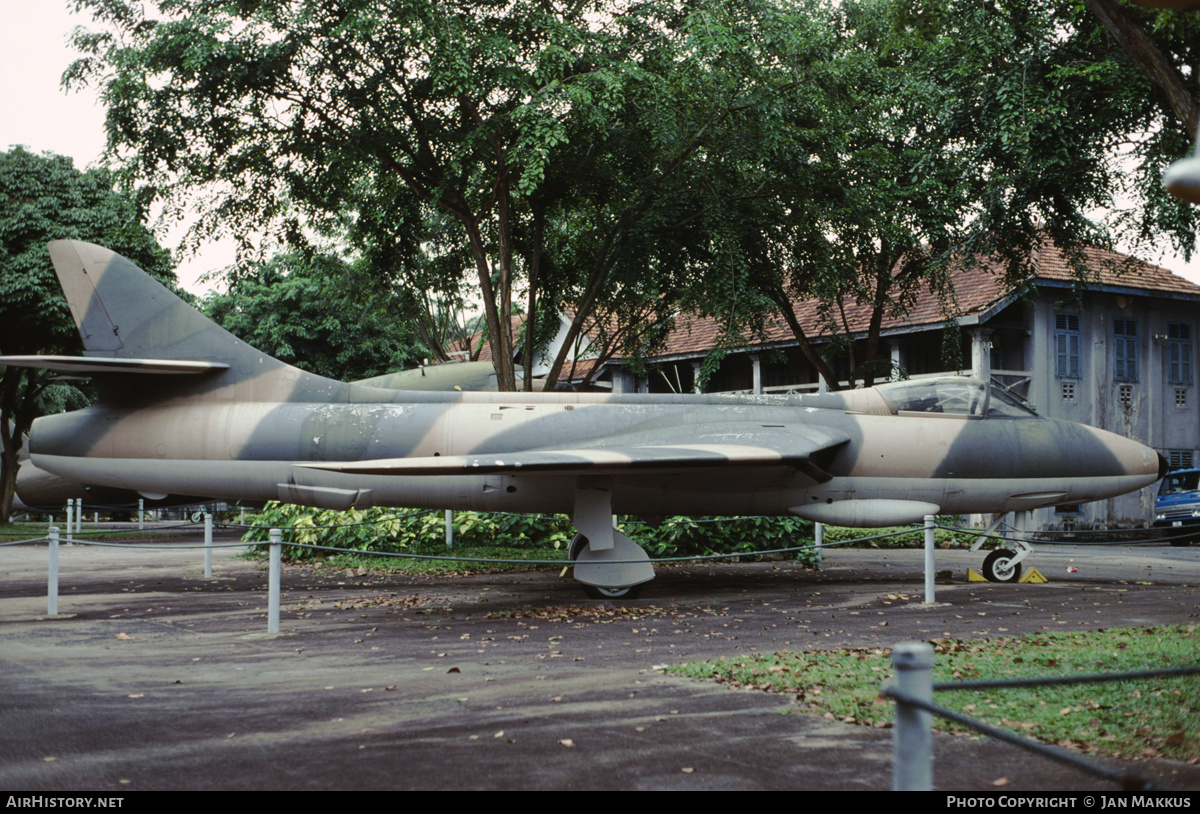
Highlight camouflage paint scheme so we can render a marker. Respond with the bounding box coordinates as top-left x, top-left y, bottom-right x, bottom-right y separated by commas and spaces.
2, 241, 1166, 595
